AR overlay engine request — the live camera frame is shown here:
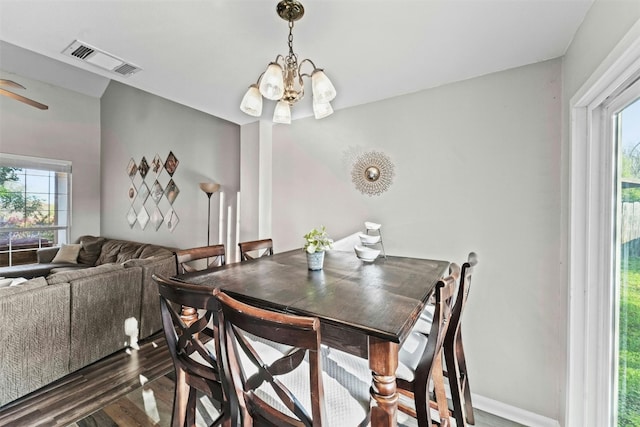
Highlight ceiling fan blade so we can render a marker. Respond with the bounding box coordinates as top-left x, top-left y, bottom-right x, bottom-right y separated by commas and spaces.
0, 88, 48, 110
0, 79, 26, 90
